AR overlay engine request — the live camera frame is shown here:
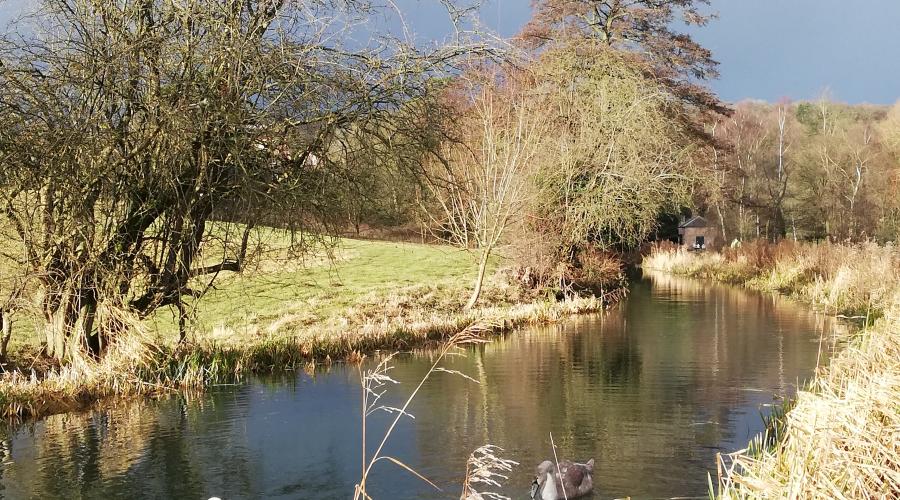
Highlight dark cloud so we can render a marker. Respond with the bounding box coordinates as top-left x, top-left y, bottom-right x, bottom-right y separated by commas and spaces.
0, 0, 897, 104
